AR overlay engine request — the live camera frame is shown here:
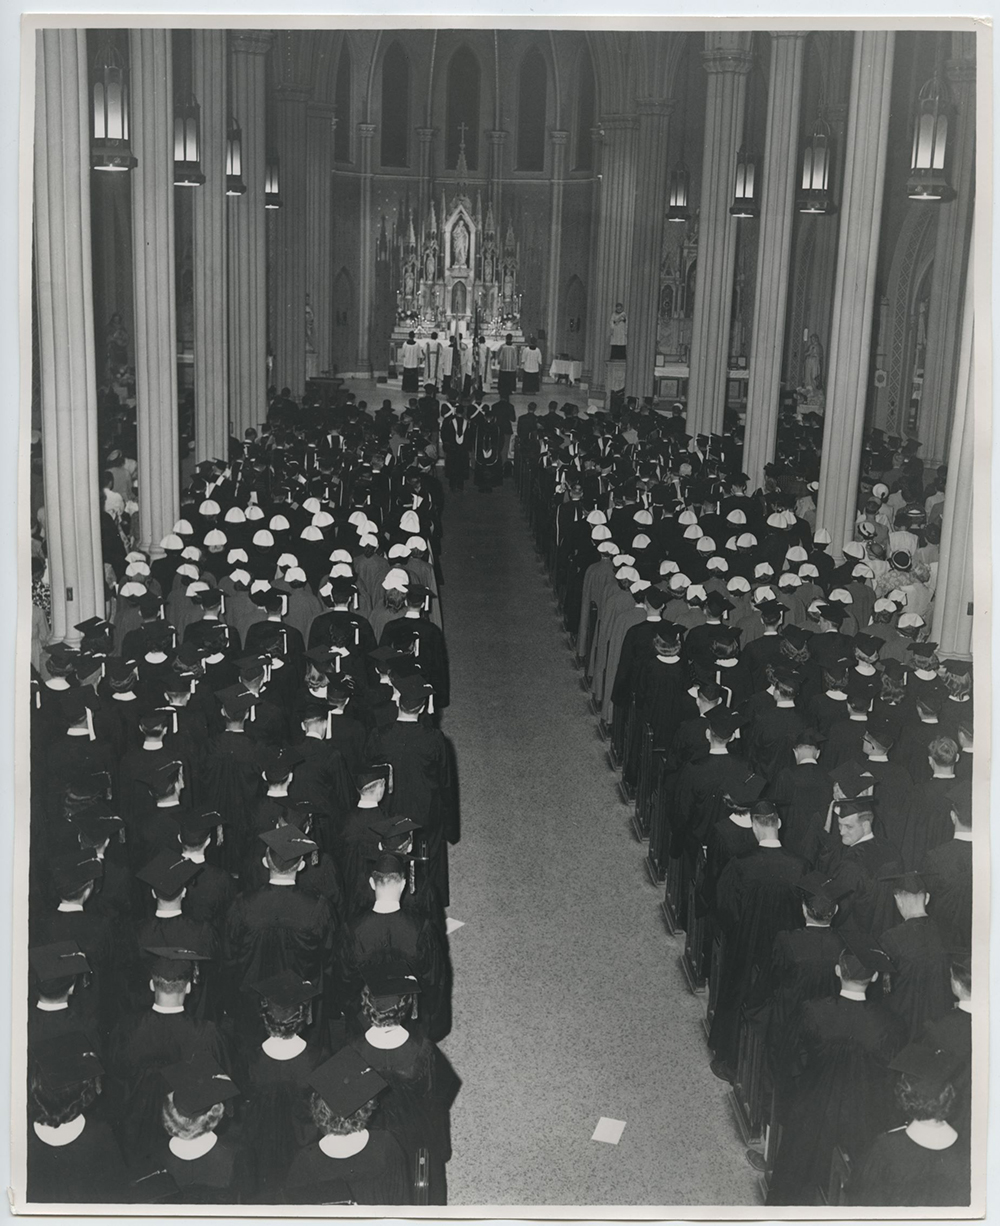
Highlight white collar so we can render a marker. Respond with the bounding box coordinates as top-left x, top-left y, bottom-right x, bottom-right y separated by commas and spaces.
262, 1034, 307, 1061
155, 907, 182, 919
867, 753, 889, 762
962, 745, 973, 753
357, 797, 380, 809
848, 713, 868, 721
57, 902, 84, 913
905, 1120, 958, 1151
914, 668, 937, 680
34, 1116, 86, 1148
156, 796, 181, 808
305, 730, 325, 740
775, 699, 795, 708
931, 769, 956, 780
181, 849, 206, 863
319, 1131, 369, 1159
728, 812, 752, 829
708, 747, 729, 756
758, 838, 782, 848
958, 999, 972, 1014
855, 663, 876, 676
373, 898, 401, 914
36, 999, 69, 1012
826, 690, 847, 700
954, 830, 972, 842
920, 715, 940, 724
655, 655, 680, 664
853, 831, 875, 844
169, 1133, 218, 1161
112, 691, 137, 701
403, 610, 420, 619
839, 988, 867, 1002
365, 1024, 409, 1050
268, 875, 296, 887
645, 614, 662, 623
66, 727, 90, 738
805, 919, 831, 929
45, 678, 71, 690
152, 1003, 185, 1014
